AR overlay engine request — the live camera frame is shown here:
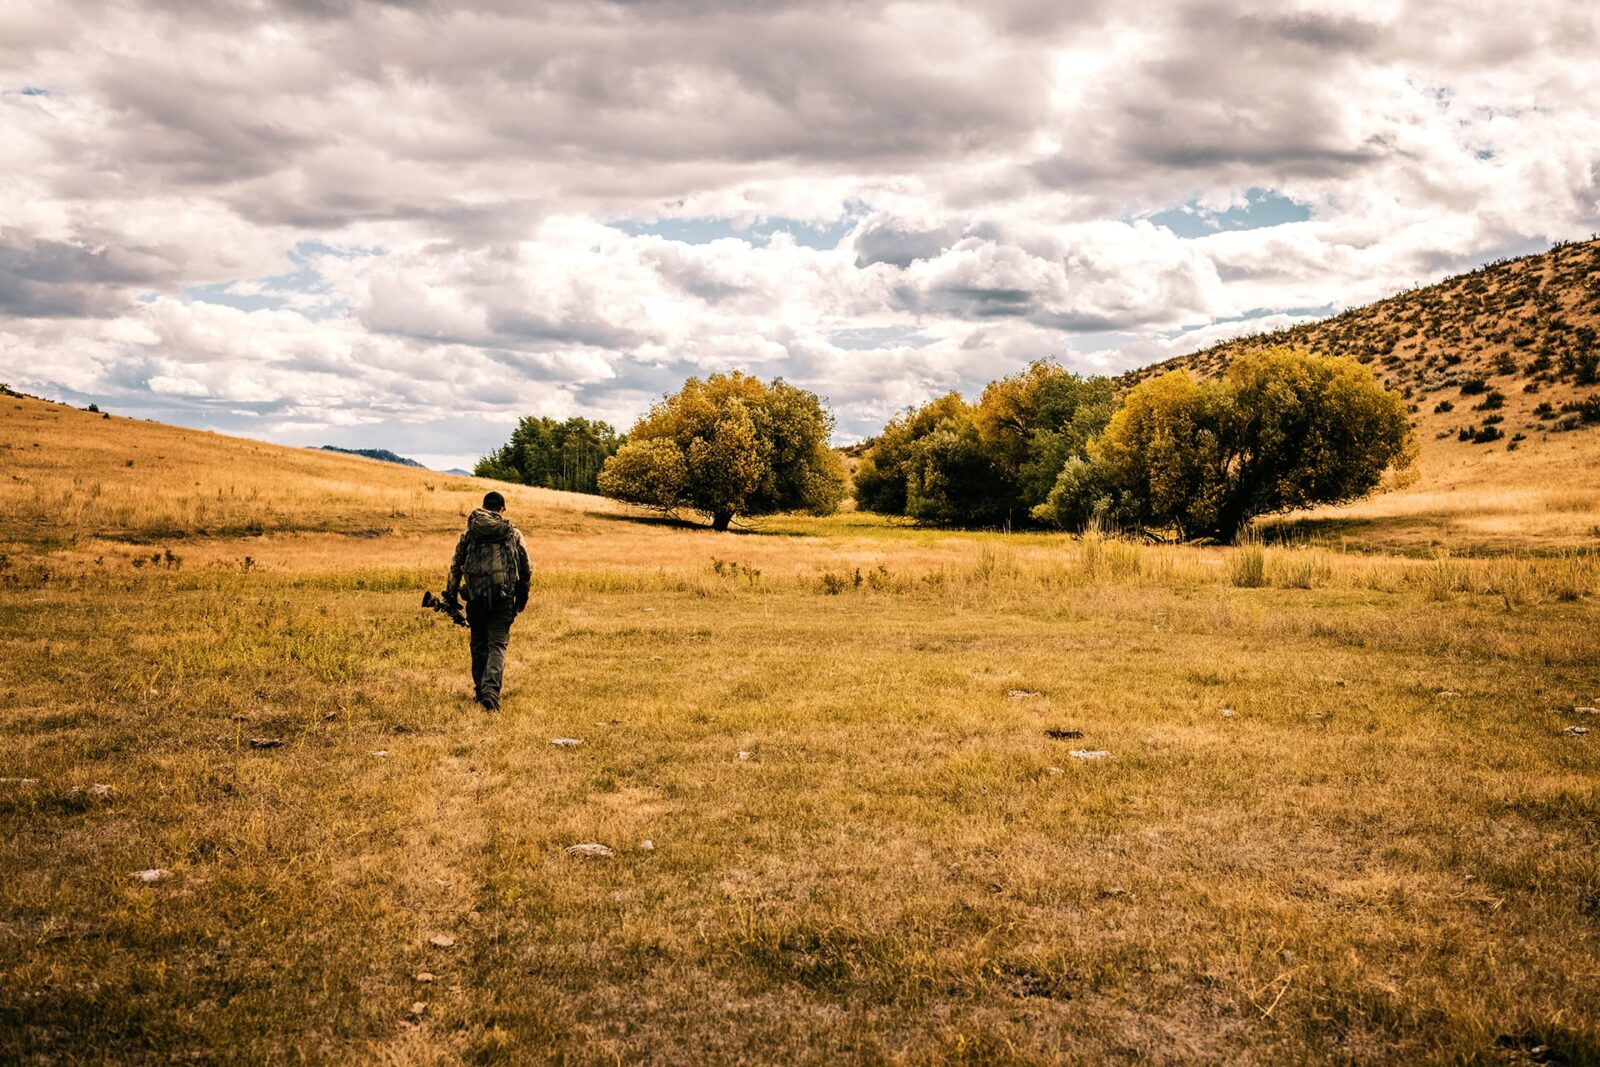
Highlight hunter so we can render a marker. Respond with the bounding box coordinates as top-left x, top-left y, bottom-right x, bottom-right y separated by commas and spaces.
445, 491, 531, 711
